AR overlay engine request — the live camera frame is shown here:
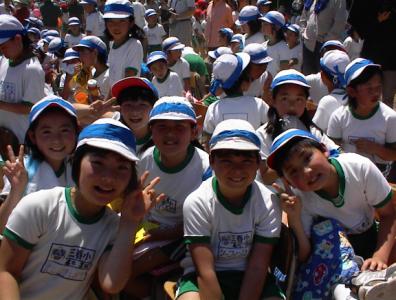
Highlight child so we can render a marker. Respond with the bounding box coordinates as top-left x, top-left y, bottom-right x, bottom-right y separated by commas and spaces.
327, 58, 396, 179
267, 128, 396, 271
204, 53, 269, 136
257, 0, 272, 15
143, 9, 166, 55
64, 17, 85, 48
147, 51, 184, 98
218, 27, 234, 47
0, 118, 164, 299
80, 0, 105, 37
103, 0, 144, 87
312, 50, 350, 132
123, 97, 211, 299
192, 8, 206, 57
162, 36, 191, 93
343, 25, 363, 61
0, 96, 78, 232
285, 23, 303, 71
27, 27, 41, 45
176, 119, 283, 300
260, 11, 290, 77
256, 69, 339, 185
111, 76, 159, 154
236, 5, 265, 45
230, 33, 245, 53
